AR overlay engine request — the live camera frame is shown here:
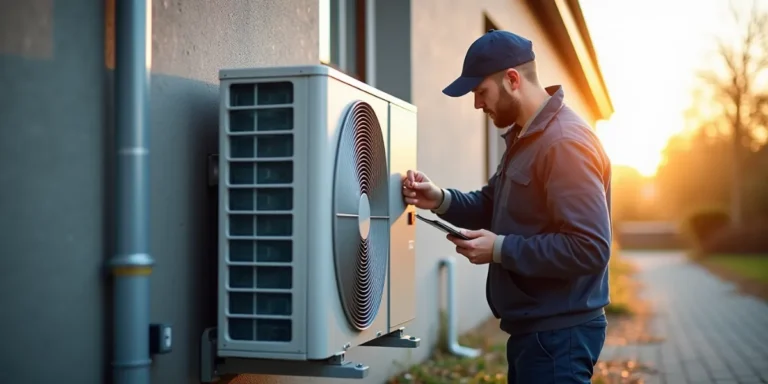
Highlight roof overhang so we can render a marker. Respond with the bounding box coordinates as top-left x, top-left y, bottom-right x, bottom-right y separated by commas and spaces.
526, 0, 614, 121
